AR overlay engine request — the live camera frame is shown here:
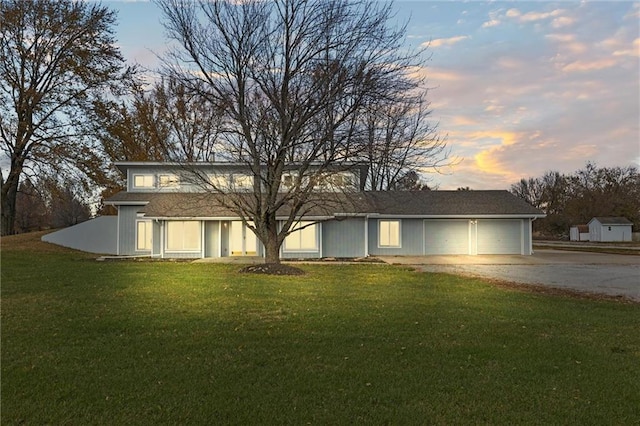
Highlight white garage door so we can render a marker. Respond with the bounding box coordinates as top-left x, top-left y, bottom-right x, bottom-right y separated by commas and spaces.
424, 220, 469, 255
477, 220, 522, 254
